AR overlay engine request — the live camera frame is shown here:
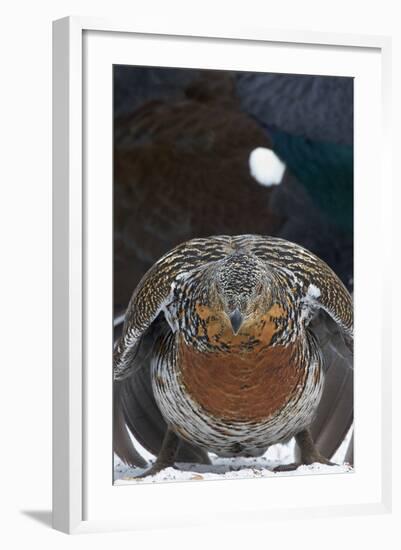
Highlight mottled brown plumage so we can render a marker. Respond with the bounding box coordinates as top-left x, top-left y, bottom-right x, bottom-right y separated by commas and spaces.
114, 235, 353, 475
179, 338, 306, 423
